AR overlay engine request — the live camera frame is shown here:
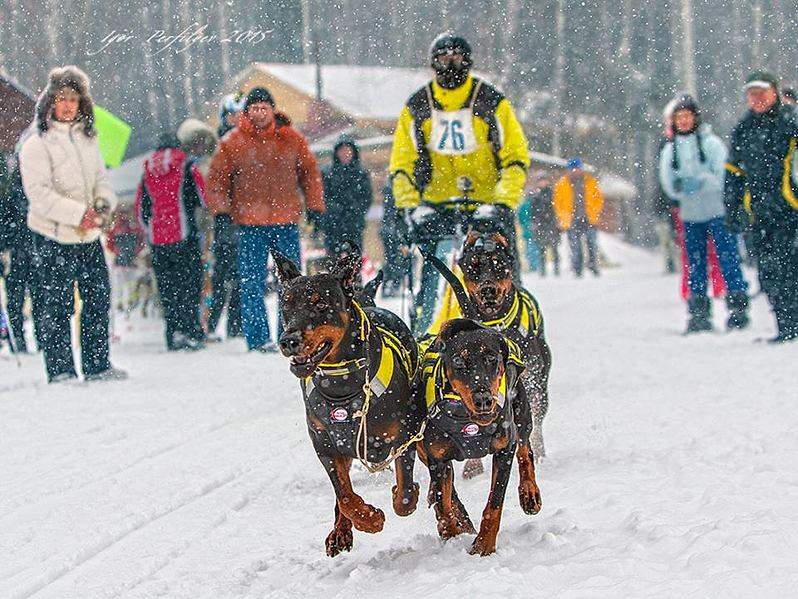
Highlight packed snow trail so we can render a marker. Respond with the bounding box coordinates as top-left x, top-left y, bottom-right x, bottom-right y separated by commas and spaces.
2, 235, 797, 598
